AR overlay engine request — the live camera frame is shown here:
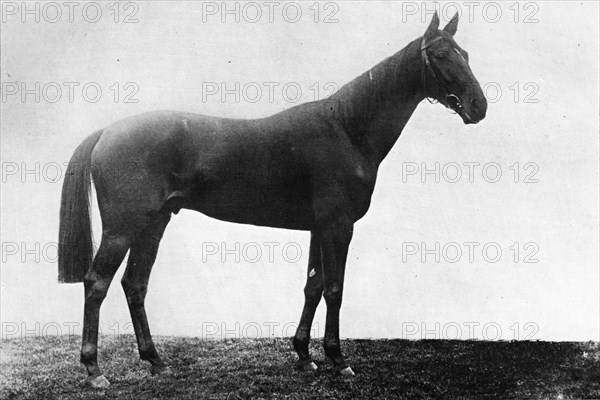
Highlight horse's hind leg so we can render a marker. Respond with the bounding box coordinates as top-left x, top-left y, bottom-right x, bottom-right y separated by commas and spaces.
81, 234, 131, 388
121, 212, 171, 375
